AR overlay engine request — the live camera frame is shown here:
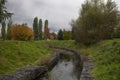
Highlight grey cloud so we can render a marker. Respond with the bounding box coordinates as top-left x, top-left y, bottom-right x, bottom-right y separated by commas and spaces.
6, 0, 83, 32
6, 0, 120, 32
